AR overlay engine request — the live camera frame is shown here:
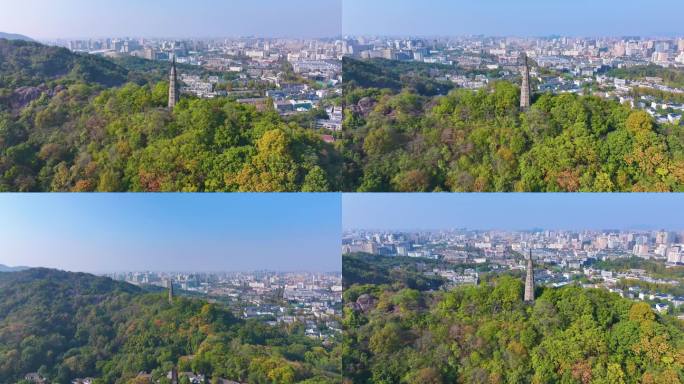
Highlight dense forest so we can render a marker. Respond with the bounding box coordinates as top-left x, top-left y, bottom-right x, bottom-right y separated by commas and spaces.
341, 57, 684, 192
342, 255, 684, 384
343, 253, 447, 291
0, 39, 346, 192
0, 269, 342, 384
341, 59, 455, 96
